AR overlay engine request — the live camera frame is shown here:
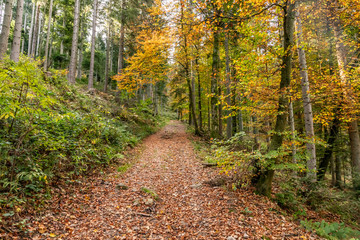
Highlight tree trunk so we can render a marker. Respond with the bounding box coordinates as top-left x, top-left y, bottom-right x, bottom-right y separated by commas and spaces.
255, 2, 296, 197
328, 0, 360, 187
60, 17, 65, 54
211, 26, 220, 137
117, 0, 125, 74
335, 153, 342, 188
30, 4, 39, 58
104, 20, 111, 92
44, 0, 53, 70
0, 0, 14, 60
68, 0, 80, 84
21, 12, 27, 54
318, 116, 340, 181
195, 57, 202, 131
88, 0, 98, 90
296, 8, 317, 181
289, 101, 297, 164
10, 0, 24, 62
28, 1, 35, 56
35, 12, 42, 57
225, 31, 232, 139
